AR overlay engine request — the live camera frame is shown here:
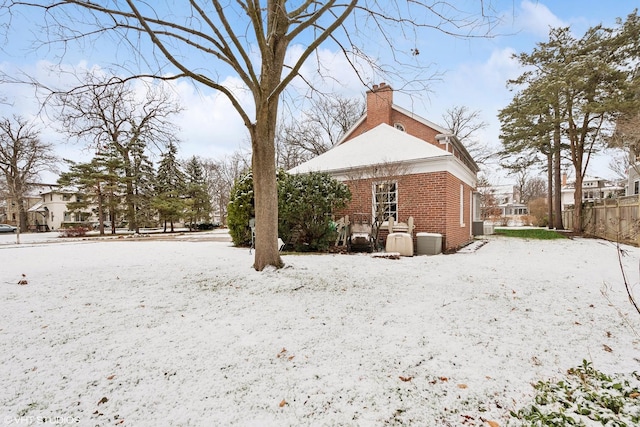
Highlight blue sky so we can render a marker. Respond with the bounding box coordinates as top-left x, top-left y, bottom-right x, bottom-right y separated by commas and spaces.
0, 1, 637, 183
